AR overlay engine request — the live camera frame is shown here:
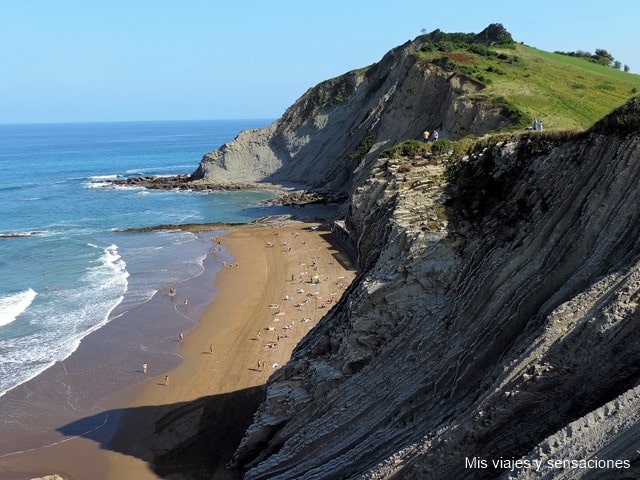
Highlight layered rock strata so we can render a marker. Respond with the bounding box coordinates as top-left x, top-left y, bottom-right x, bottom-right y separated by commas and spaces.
230, 100, 640, 479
